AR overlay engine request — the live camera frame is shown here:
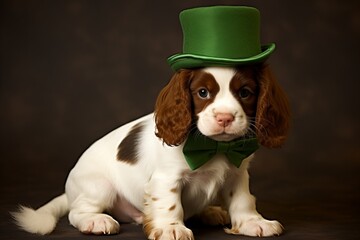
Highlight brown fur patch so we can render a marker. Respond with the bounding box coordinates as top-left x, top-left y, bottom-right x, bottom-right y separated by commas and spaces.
143, 194, 154, 238
230, 66, 260, 117
169, 204, 176, 211
154, 70, 193, 146
117, 122, 144, 164
143, 214, 154, 237
170, 187, 178, 193
189, 70, 220, 116
255, 65, 291, 148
